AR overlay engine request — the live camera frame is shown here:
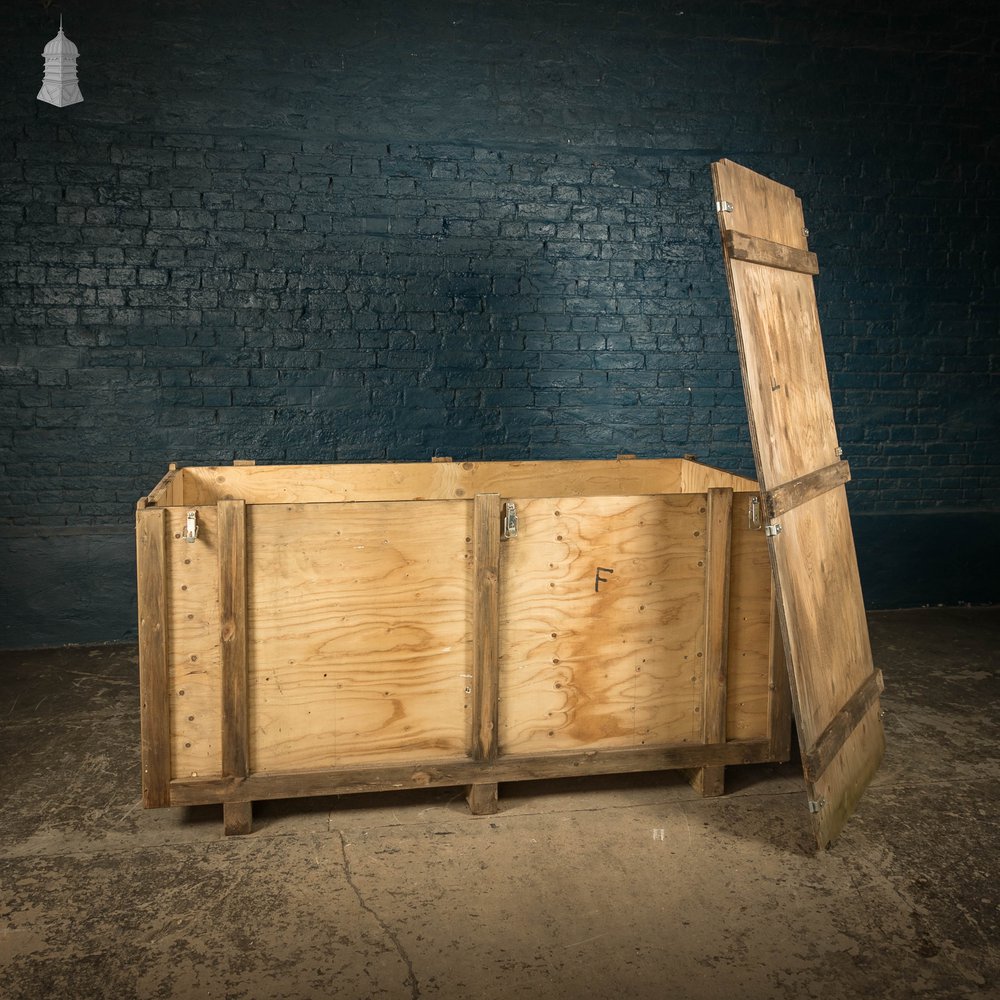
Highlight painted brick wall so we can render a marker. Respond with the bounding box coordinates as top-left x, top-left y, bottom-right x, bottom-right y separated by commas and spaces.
1, 0, 997, 645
